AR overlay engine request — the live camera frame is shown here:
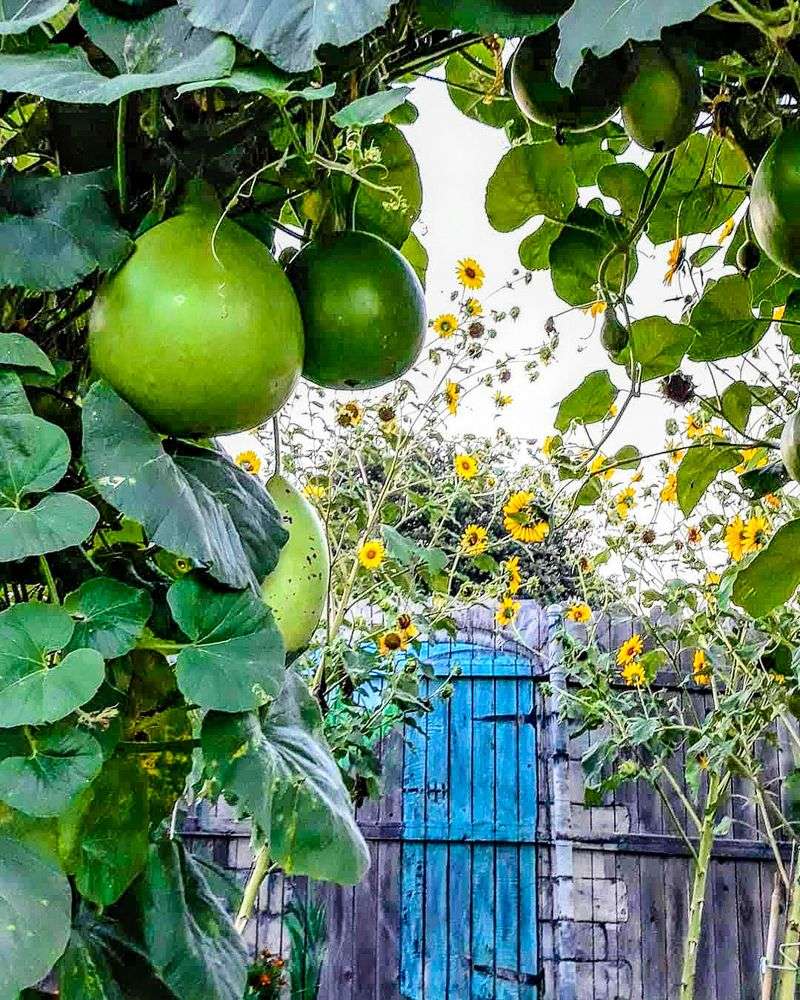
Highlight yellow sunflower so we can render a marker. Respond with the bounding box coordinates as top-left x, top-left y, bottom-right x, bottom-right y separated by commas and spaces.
461, 523, 489, 556
494, 391, 512, 408
617, 634, 644, 666
235, 450, 261, 475
660, 473, 678, 504
496, 596, 521, 628
693, 649, 711, 686
358, 538, 385, 570
742, 514, 769, 553
724, 516, 748, 562
433, 313, 458, 338
503, 491, 550, 544
378, 630, 408, 656
542, 435, 556, 458
505, 555, 522, 595
445, 381, 460, 416
686, 414, 705, 439
614, 486, 636, 519
687, 526, 703, 545
337, 401, 363, 428
705, 571, 721, 586
303, 482, 327, 502
566, 603, 591, 624
454, 453, 479, 479
664, 237, 685, 285
589, 453, 613, 480
397, 613, 419, 643
764, 493, 782, 511
621, 661, 646, 687
456, 257, 485, 289
464, 297, 483, 317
